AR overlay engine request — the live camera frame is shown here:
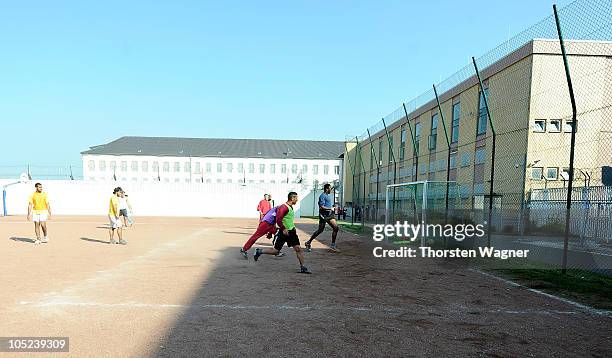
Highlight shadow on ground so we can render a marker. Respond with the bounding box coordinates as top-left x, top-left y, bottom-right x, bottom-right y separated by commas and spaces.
80, 237, 110, 244
9, 236, 35, 244
152, 222, 612, 357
